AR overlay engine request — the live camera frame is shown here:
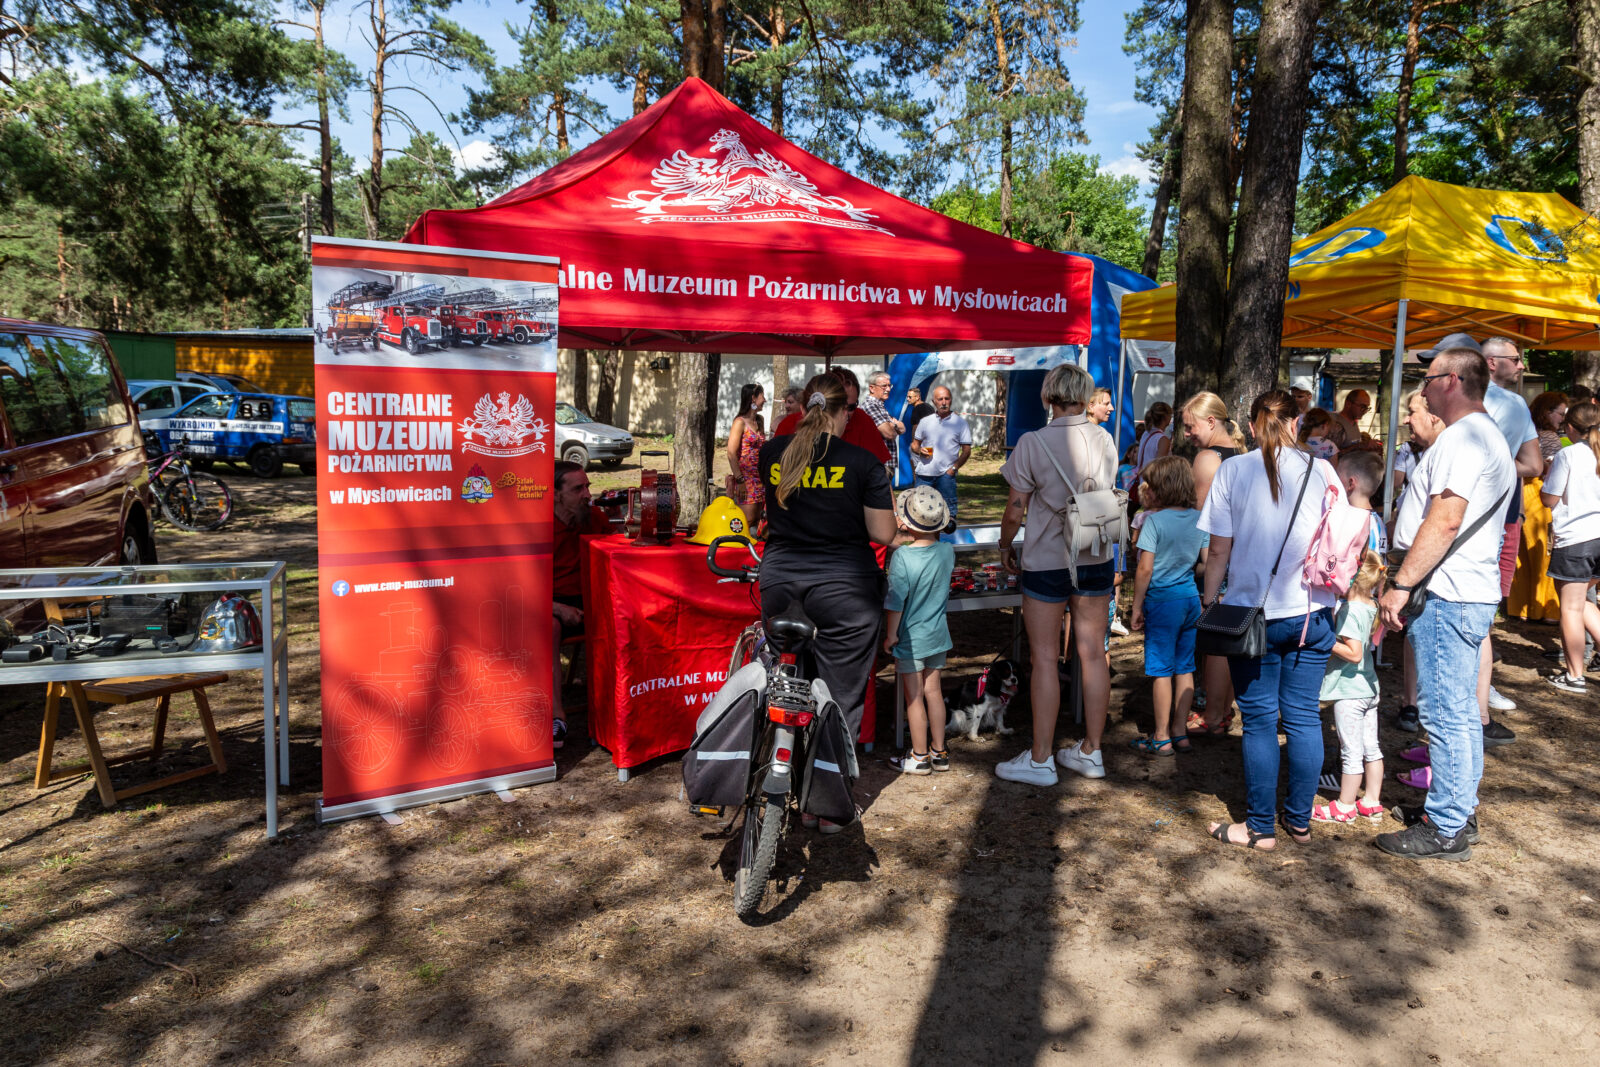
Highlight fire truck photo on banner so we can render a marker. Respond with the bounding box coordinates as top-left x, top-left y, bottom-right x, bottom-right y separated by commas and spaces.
310, 237, 560, 823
